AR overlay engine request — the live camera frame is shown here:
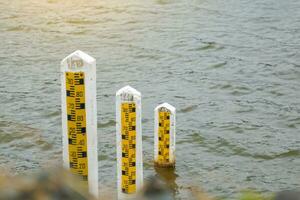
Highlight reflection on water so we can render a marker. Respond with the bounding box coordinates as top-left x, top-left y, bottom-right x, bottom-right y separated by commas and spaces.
0, 0, 300, 199
154, 166, 179, 197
